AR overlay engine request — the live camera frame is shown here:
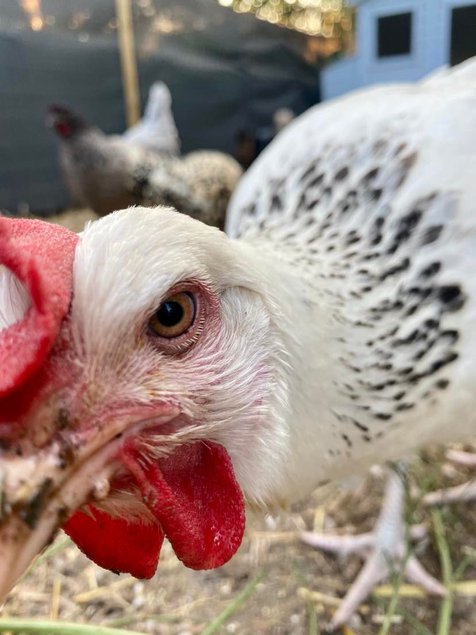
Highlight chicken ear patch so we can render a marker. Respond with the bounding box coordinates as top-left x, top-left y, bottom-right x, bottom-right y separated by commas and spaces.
125, 441, 246, 571
0, 218, 78, 398
64, 507, 165, 579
